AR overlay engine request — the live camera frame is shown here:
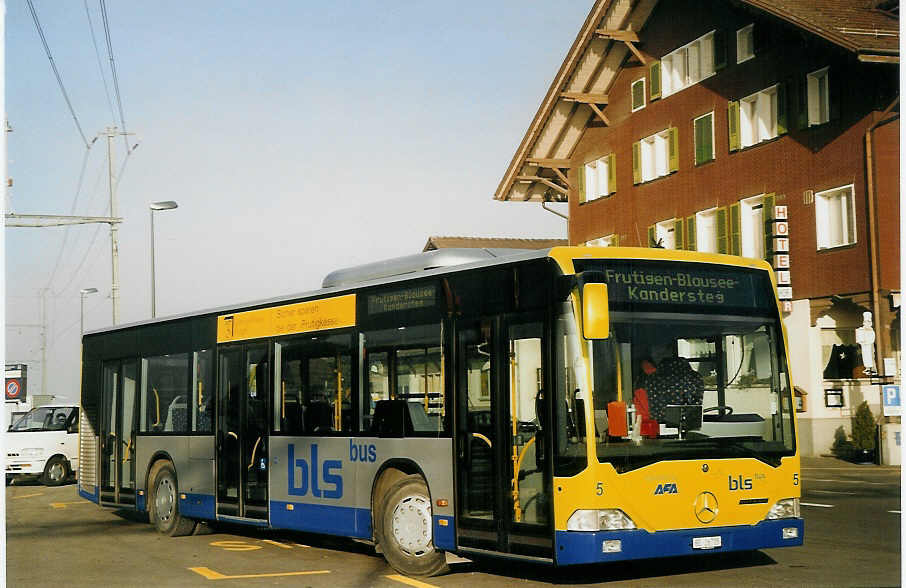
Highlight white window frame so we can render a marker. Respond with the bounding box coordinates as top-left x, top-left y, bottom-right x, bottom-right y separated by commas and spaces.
631, 78, 646, 112
661, 30, 716, 98
655, 219, 677, 250
815, 184, 856, 250
739, 84, 778, 148
585, 234, 617, 247
583, 156, 612, 202
639, 129, 670, 183
737, 24, 755, 64
695, 208, 718, 253
693, 111, 715, 164
807, 67, 830, 126
740, 194, 765, 258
